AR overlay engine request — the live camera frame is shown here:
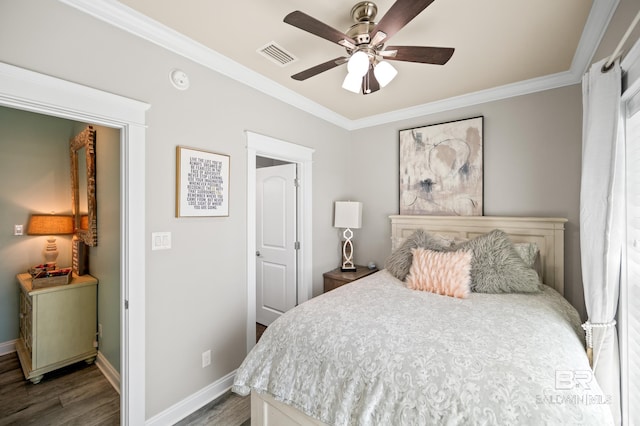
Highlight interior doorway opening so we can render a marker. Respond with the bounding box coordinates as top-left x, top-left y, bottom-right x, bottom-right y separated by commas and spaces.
0, 61, 148, 425
246, 131, 314, 353
255, 157, 297, 342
